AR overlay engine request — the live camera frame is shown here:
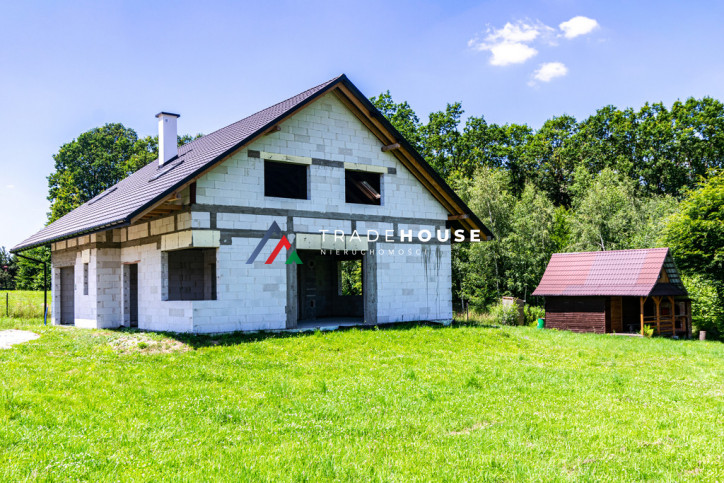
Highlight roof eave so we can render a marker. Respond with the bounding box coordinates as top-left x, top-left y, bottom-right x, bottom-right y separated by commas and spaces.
10, 218, 130, 253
